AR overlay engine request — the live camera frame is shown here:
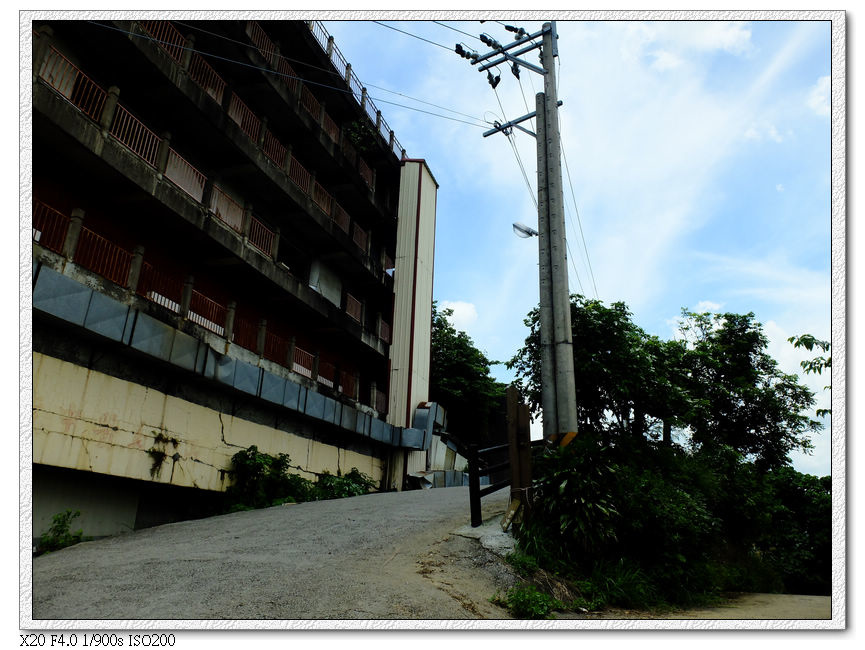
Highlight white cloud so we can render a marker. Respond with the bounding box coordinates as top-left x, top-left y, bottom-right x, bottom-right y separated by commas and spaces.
808, 75, 830, 117
438, 300, 478, 332
693, 300, 722, 313
776, 184, 785, 192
